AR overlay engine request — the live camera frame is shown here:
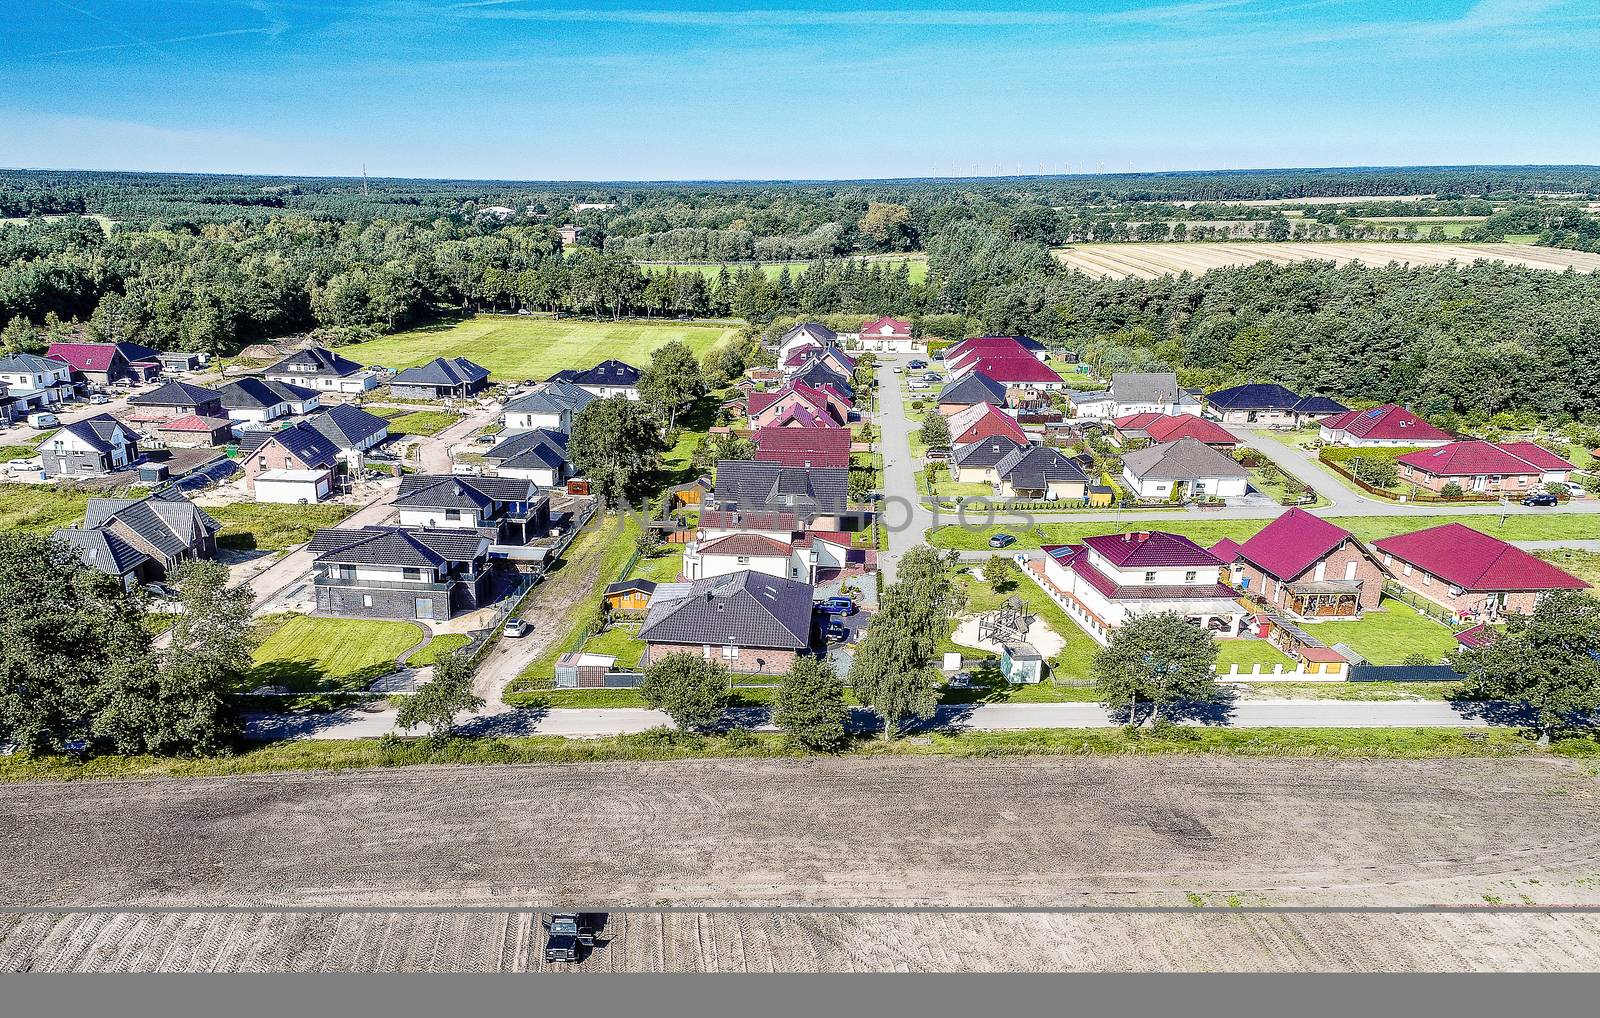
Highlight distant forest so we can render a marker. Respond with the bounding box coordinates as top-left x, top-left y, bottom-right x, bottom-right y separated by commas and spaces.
4, 166, 1600, 418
